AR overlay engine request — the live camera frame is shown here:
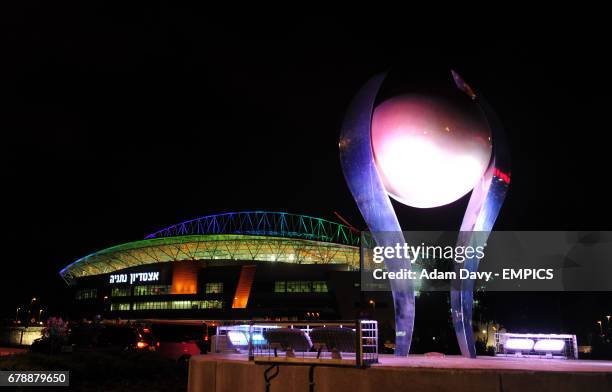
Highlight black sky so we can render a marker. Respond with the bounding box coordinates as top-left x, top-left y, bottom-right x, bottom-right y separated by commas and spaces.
1, 7, 611, 316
